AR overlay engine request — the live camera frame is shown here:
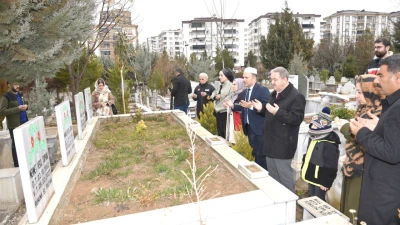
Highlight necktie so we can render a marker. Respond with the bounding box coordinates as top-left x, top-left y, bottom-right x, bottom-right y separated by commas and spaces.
276, 93, 280, 100
245, 88, 251, 101
244, 88, 251, 124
